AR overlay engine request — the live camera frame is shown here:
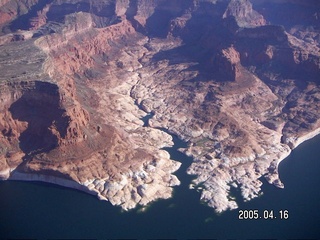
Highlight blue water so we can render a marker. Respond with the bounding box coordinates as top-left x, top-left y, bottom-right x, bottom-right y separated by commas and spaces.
1, 134, 320, 240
